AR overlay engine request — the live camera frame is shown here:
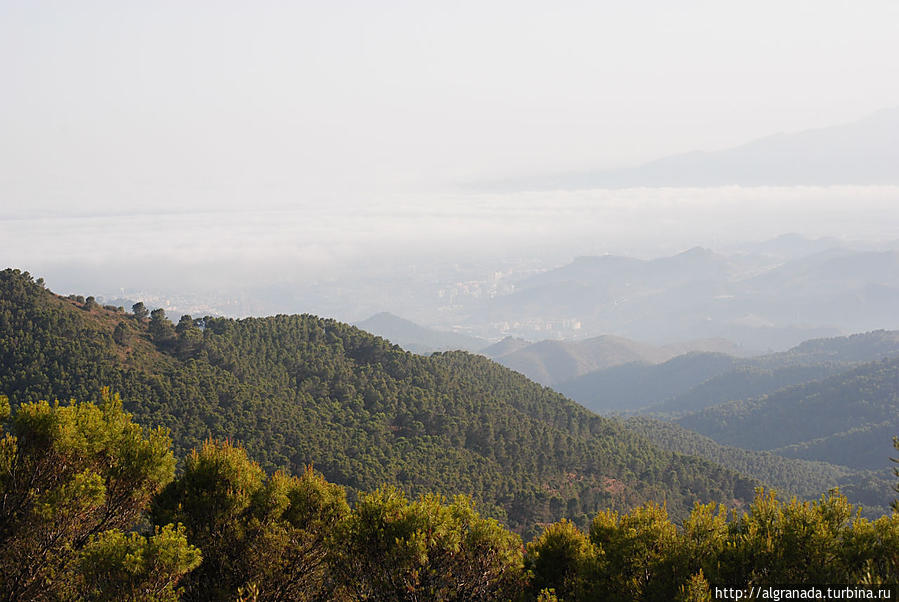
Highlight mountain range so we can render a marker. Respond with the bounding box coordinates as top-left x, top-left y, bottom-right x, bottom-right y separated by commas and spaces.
481, 107, 899, 189
480, 243, 899, 350
557, 329, 899, 414
545, 330, 899, 515
483, 334, 742, 387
